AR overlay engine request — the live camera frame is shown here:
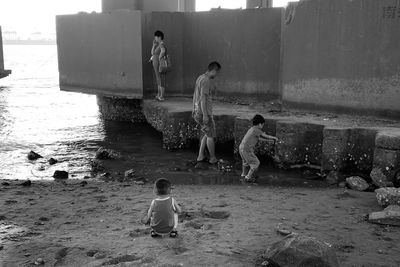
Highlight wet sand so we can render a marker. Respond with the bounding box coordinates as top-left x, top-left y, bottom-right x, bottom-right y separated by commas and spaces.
1, 177, 399, 267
